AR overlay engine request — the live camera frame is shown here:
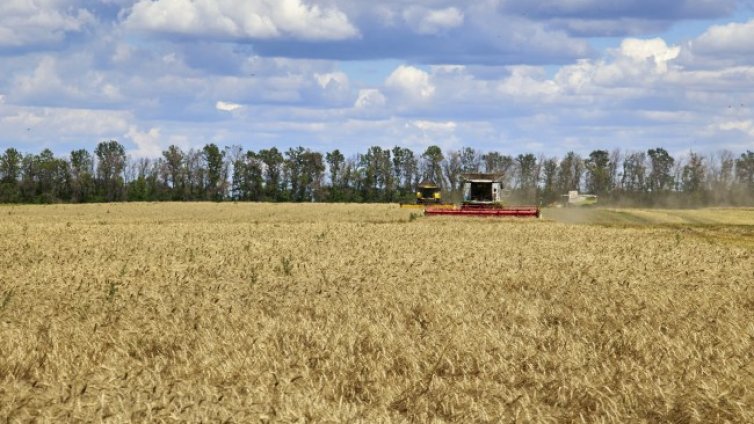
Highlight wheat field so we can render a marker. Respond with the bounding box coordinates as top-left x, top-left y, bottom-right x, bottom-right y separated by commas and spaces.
1, 203, 753, 422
